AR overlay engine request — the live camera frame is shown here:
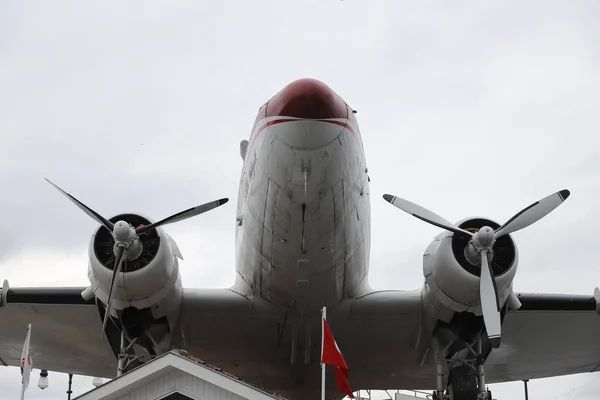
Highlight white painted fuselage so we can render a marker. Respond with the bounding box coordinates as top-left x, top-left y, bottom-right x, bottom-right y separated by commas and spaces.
233, 79, 371, 311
